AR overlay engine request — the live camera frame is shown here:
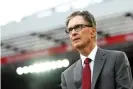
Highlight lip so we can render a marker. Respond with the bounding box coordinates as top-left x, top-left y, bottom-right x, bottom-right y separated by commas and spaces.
73, 38, 80, 42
